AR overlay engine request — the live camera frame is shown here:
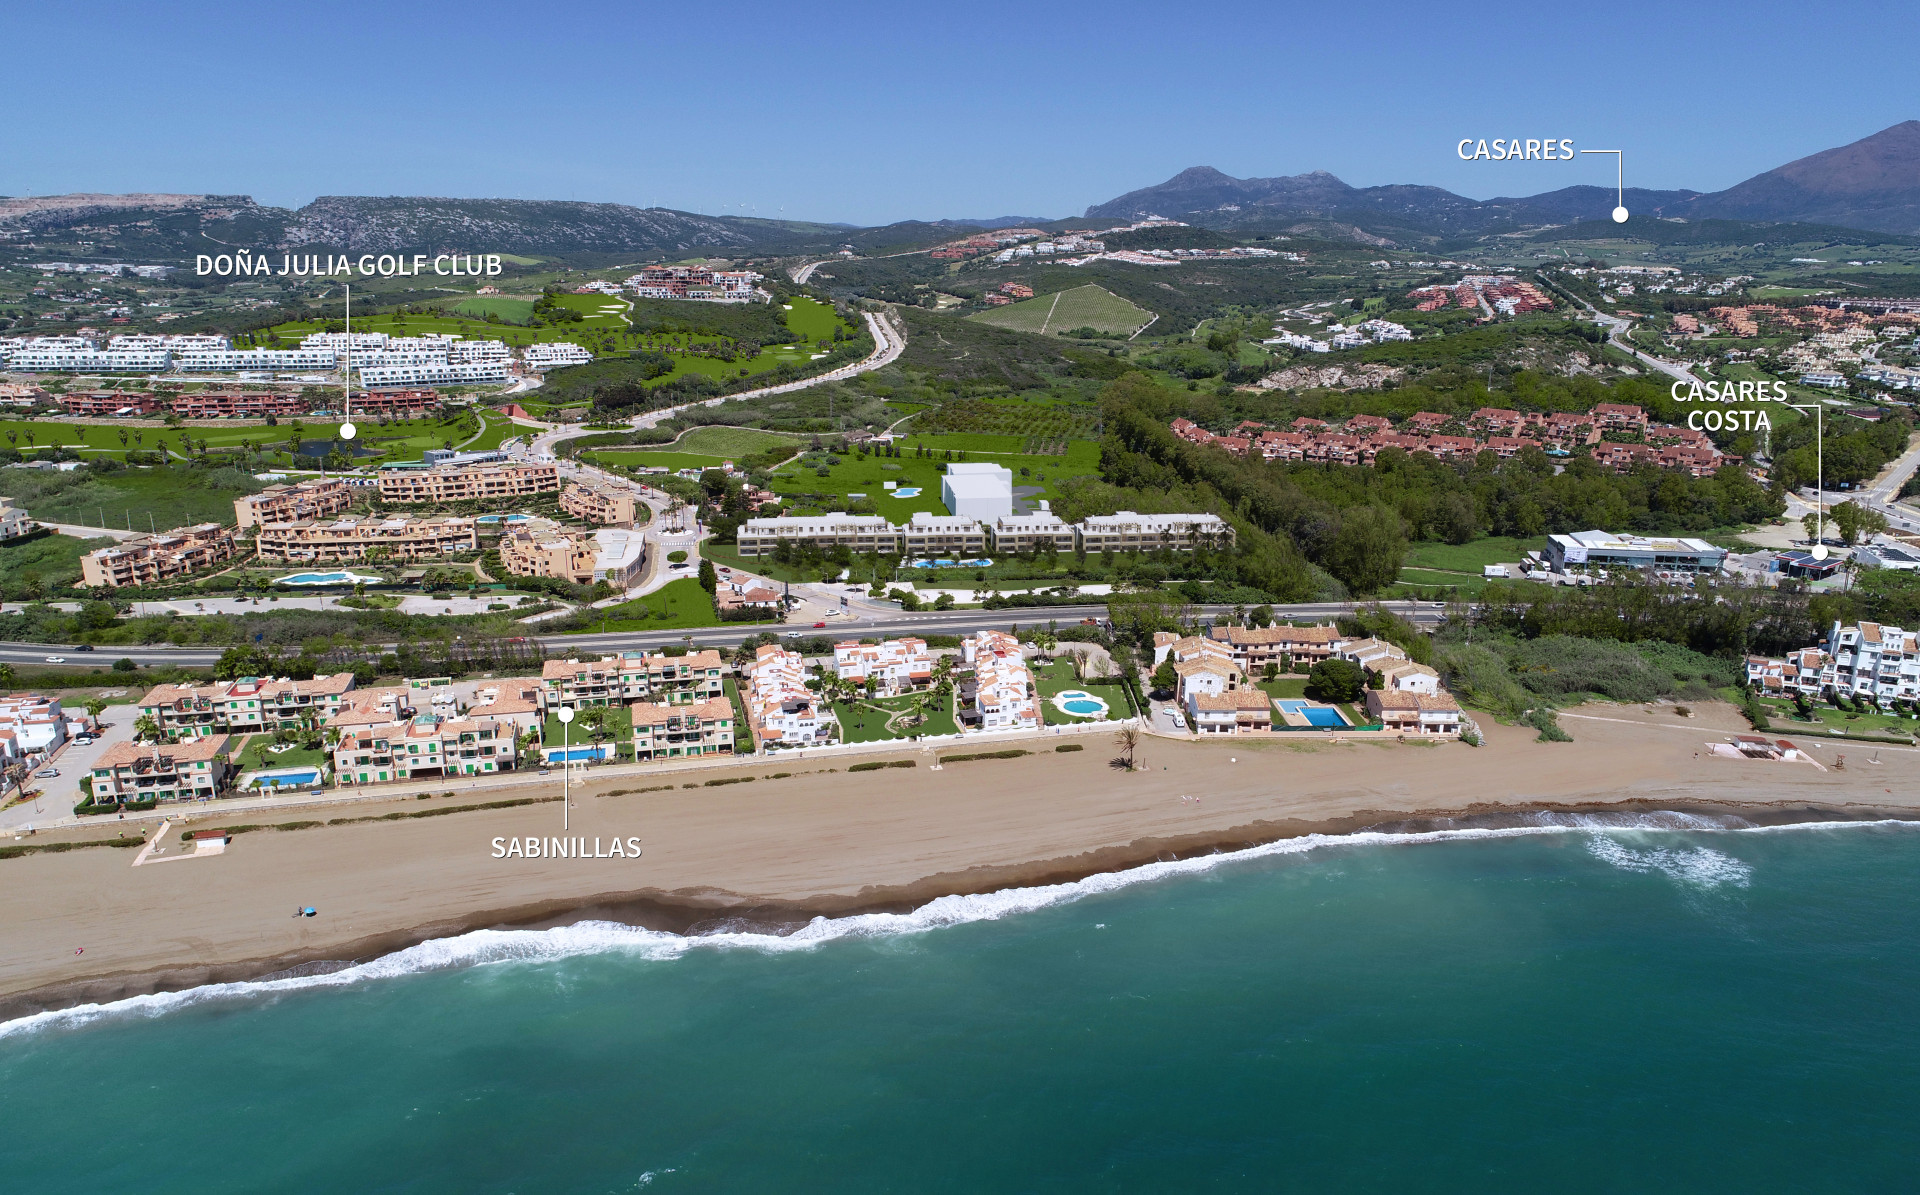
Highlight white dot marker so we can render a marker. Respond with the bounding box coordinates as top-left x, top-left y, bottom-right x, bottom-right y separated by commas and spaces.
1812, 543, 1828, 560
339, 422, 357, 440
557, 706, 575, 724
1611, 206, 1630, 224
